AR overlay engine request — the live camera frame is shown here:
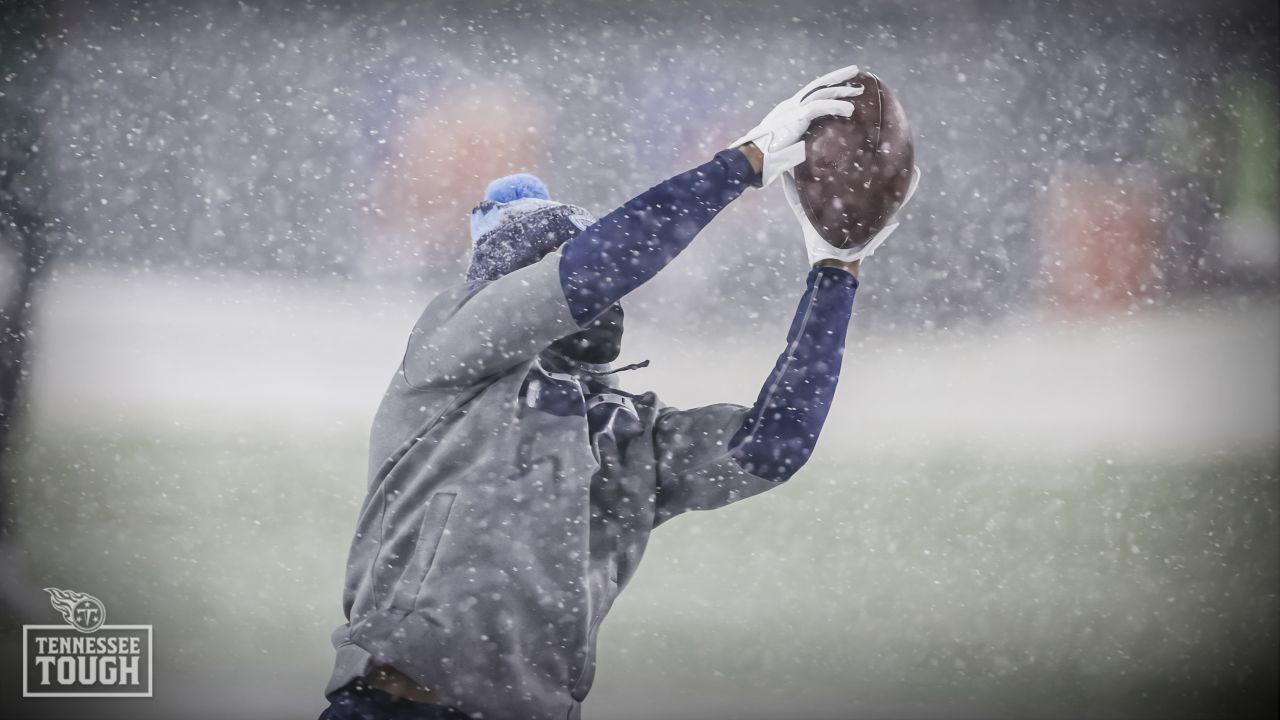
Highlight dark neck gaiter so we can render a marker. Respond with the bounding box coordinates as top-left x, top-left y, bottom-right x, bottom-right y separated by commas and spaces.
548, 303, 624, 365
